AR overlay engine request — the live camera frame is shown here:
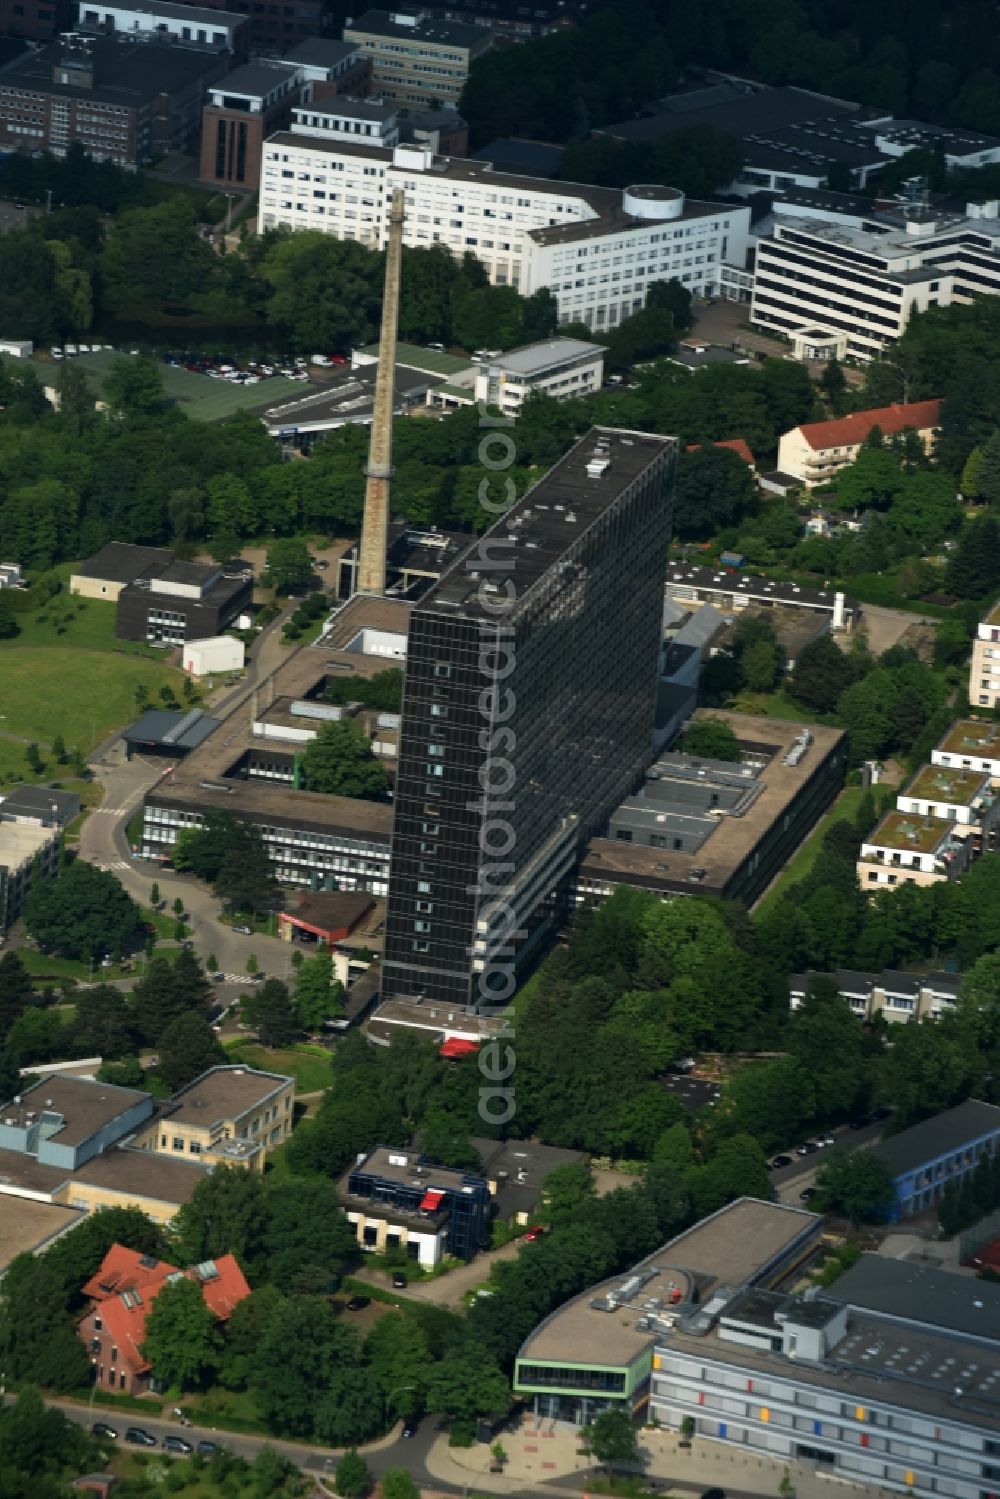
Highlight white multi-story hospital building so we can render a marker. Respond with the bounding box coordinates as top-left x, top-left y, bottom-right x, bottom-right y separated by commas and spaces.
258, 104, 750, 330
